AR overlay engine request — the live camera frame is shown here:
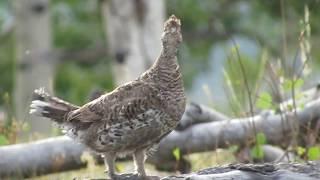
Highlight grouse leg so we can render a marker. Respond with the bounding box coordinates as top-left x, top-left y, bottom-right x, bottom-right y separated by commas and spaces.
133, 149, 147, 177
104, 153, 118, 179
